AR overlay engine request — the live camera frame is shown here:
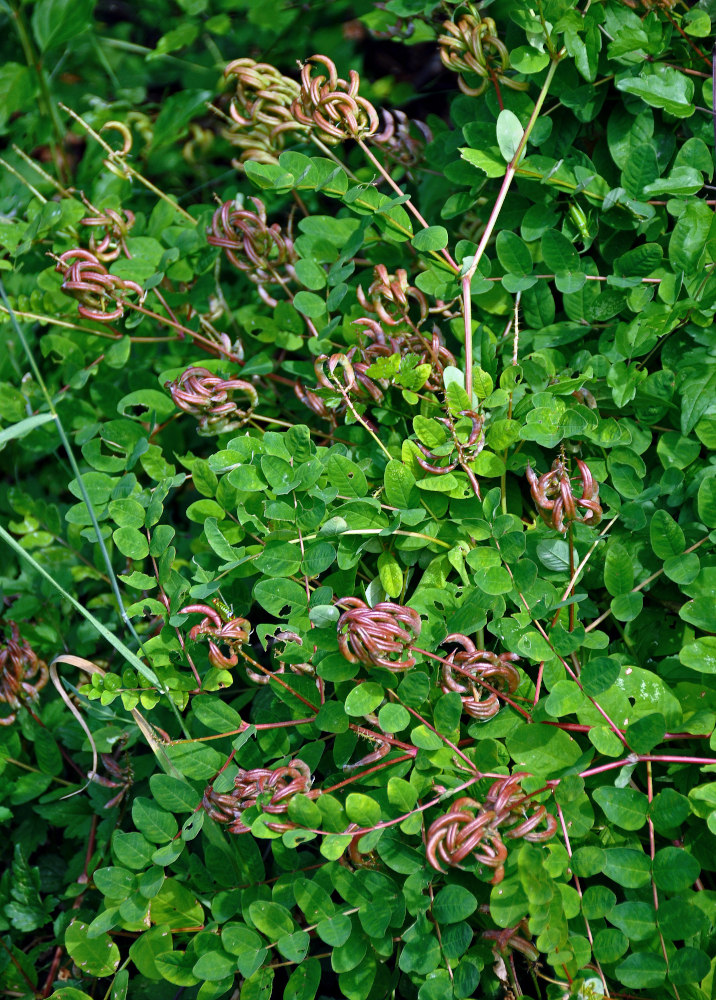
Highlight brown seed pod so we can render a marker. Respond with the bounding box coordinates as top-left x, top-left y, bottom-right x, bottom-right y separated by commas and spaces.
0, 623, 48, 725
221, 59, 306, 166
373, 110, 431, 173
426, 777, 557, 881
441, 634, 520, 720
439, 15, 528, 97
166, 367, 258, 436
178, 603, 251, 669
526, 455, 603, 533
355, 318, 456, 394
426, 797, 508, 882
484, 773, 559, 843
202, 758, 312, 834
357, 265, 429, 328
55, 248, 143, 322
291, 54, 379, 145
207, 198, 297, 307
79, 206, 135, 262
336, 597, 421, 672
